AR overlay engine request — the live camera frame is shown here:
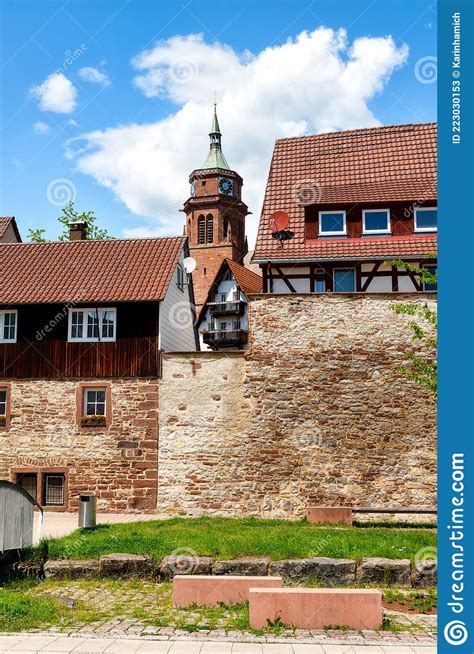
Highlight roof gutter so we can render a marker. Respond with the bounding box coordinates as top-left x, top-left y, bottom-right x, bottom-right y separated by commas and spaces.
251, 254, 437, 264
